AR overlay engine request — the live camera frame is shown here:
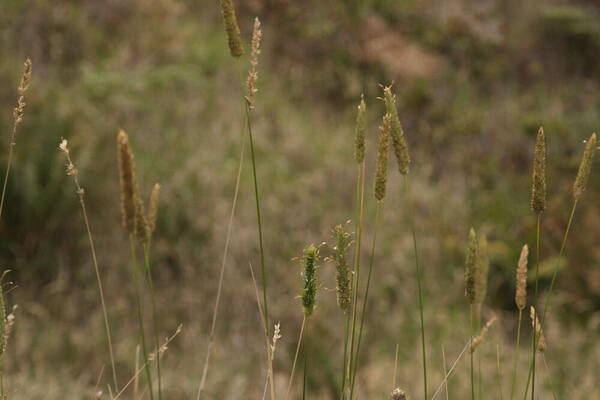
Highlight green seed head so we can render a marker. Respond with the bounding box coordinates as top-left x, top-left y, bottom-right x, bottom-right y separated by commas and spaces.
301, 244, 320, 316
573, 133, 597, 200
374, 114, 391, 201
355, 95, 367, 163
531, 127, 547, 214
382, 85, 410, 175
219, 0, 244, 58
465, 228, 479, 304
332, 225, 352, 311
